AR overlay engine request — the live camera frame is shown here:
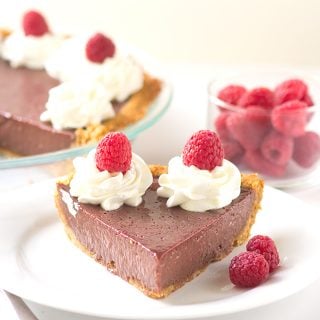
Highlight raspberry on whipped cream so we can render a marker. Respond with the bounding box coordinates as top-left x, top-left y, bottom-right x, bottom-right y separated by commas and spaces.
157, 130, 241, 212
22, 10, 49, 37
69, 133, 153, 211
1, 11, 63, 69
45, 34, 144, 102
